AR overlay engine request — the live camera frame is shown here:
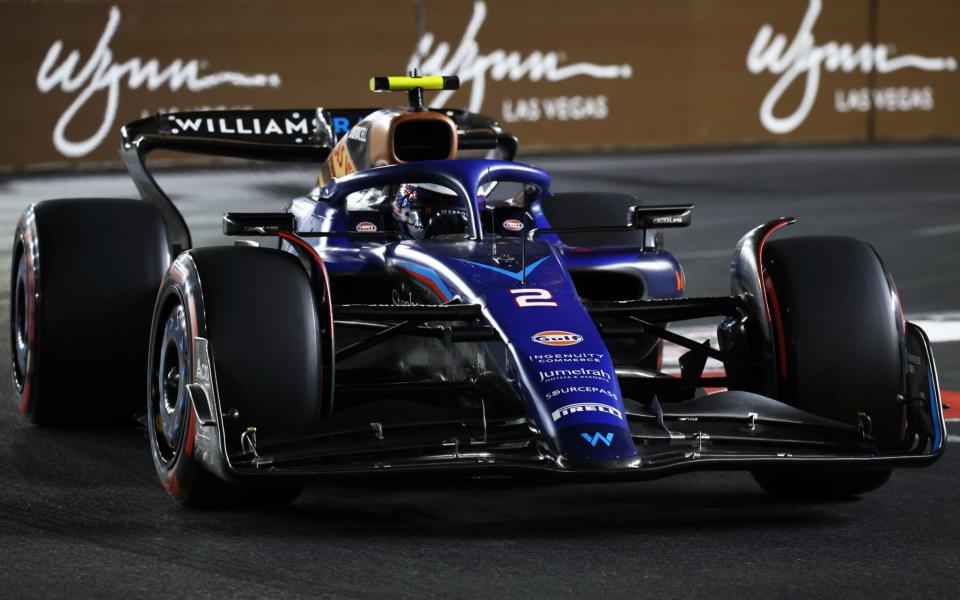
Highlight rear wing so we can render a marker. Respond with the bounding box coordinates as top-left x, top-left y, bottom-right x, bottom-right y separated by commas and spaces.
122, 108, 379, 163
120, 107, 516, 253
